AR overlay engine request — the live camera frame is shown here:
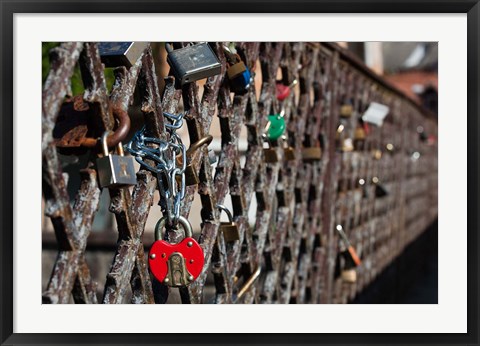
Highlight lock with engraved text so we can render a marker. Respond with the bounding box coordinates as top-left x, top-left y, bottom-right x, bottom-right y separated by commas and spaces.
96, 131, 137, 188
217, 204, 240, 242
98, 42, 148, 68
149, 216, 204, 287
166, 42, 222, 88
224, 45, 252, 95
